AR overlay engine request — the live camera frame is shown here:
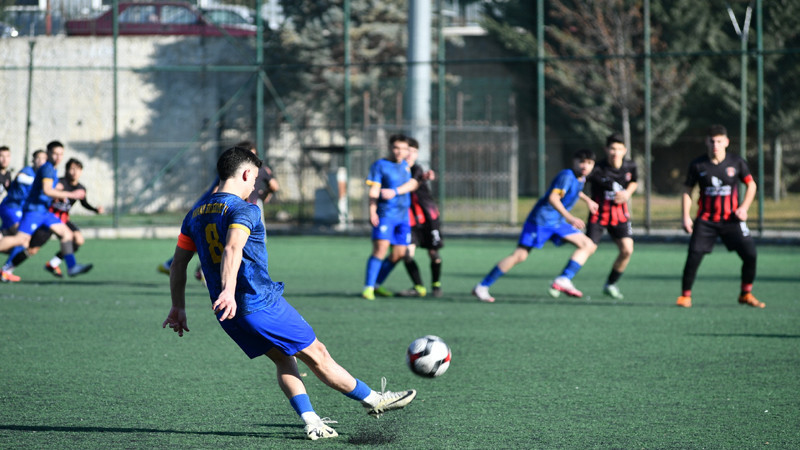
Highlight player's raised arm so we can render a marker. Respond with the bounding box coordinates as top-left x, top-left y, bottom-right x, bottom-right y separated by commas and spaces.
212, 226, 249, 321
